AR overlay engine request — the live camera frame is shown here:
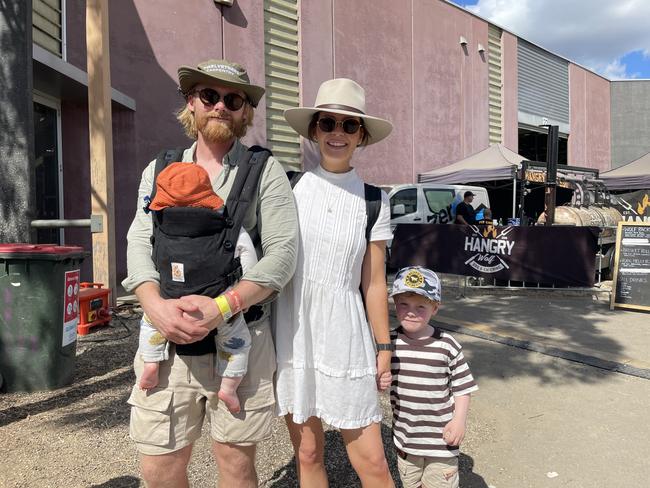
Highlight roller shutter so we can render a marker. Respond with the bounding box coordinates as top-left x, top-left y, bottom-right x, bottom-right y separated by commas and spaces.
488, 25, 503, 144
517, 39, 570, 133
264, 0, 301, 170
33, 0, 62, 57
